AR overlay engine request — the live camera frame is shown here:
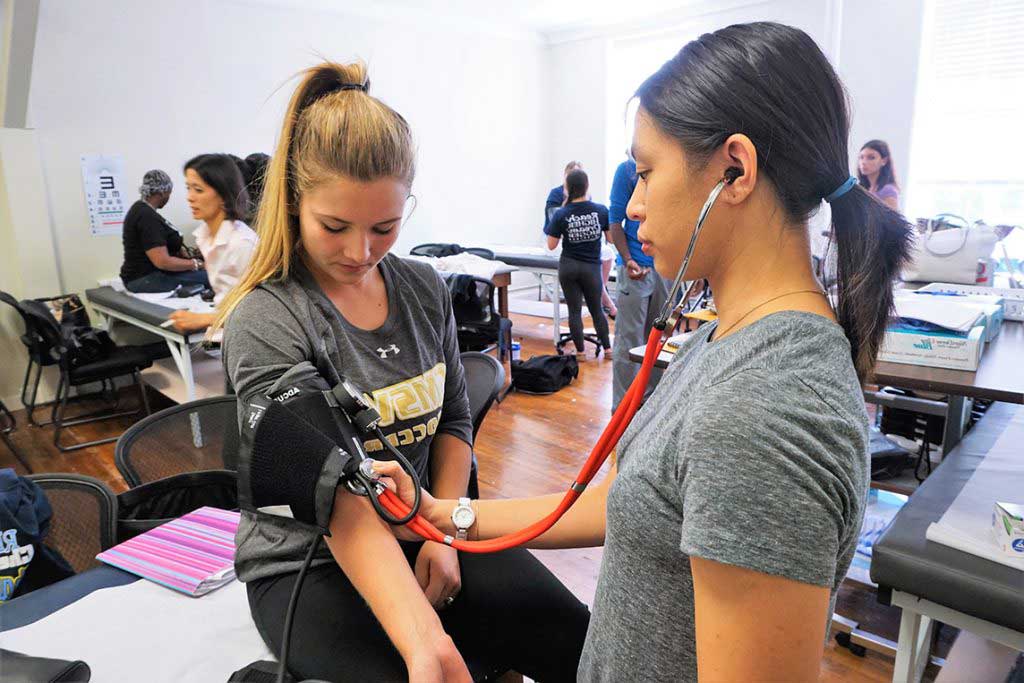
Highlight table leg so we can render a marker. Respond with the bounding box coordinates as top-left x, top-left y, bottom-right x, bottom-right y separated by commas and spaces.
165, 338, 203, 447
941, 395, 970, 456
550, 274, 562, 347
497, 284, 509, 320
